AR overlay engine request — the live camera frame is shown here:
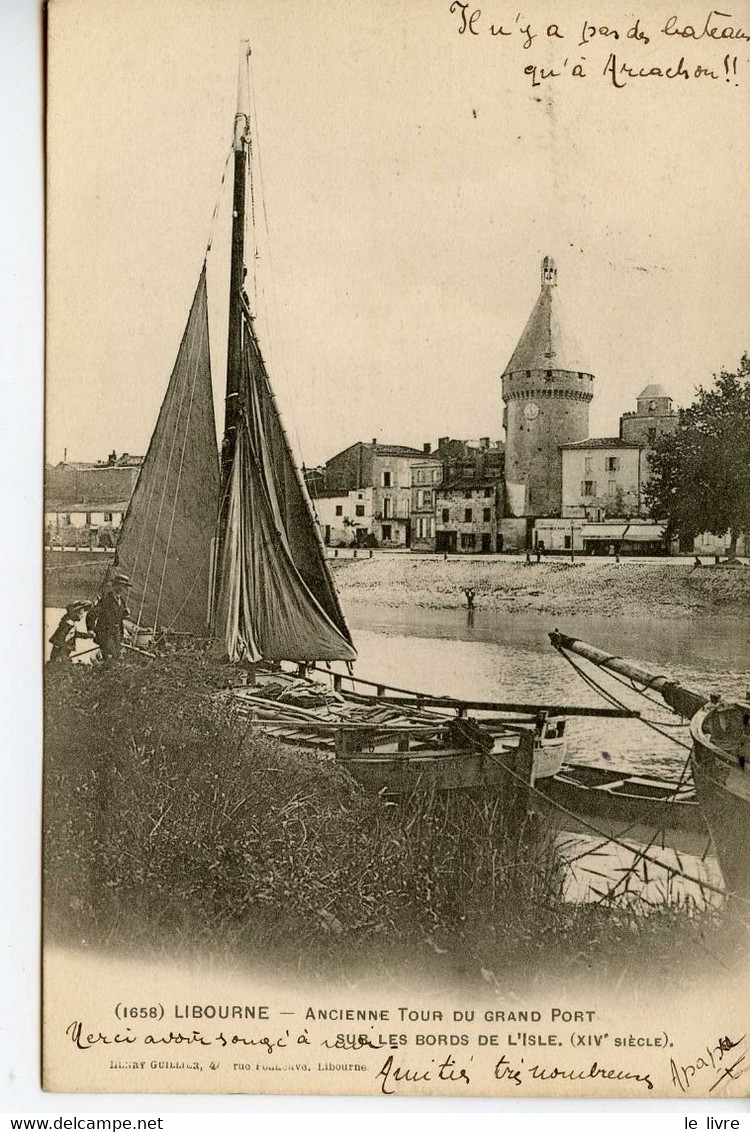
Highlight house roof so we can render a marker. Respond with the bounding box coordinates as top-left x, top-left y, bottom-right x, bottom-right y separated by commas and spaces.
438, 475, 502, 493
560, 437, 641, 450
372, 444, 426, 457
45, 501, 130, 513
637, 383, 671, 400
503, 256, 592, 376
325, 441, 425, 465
